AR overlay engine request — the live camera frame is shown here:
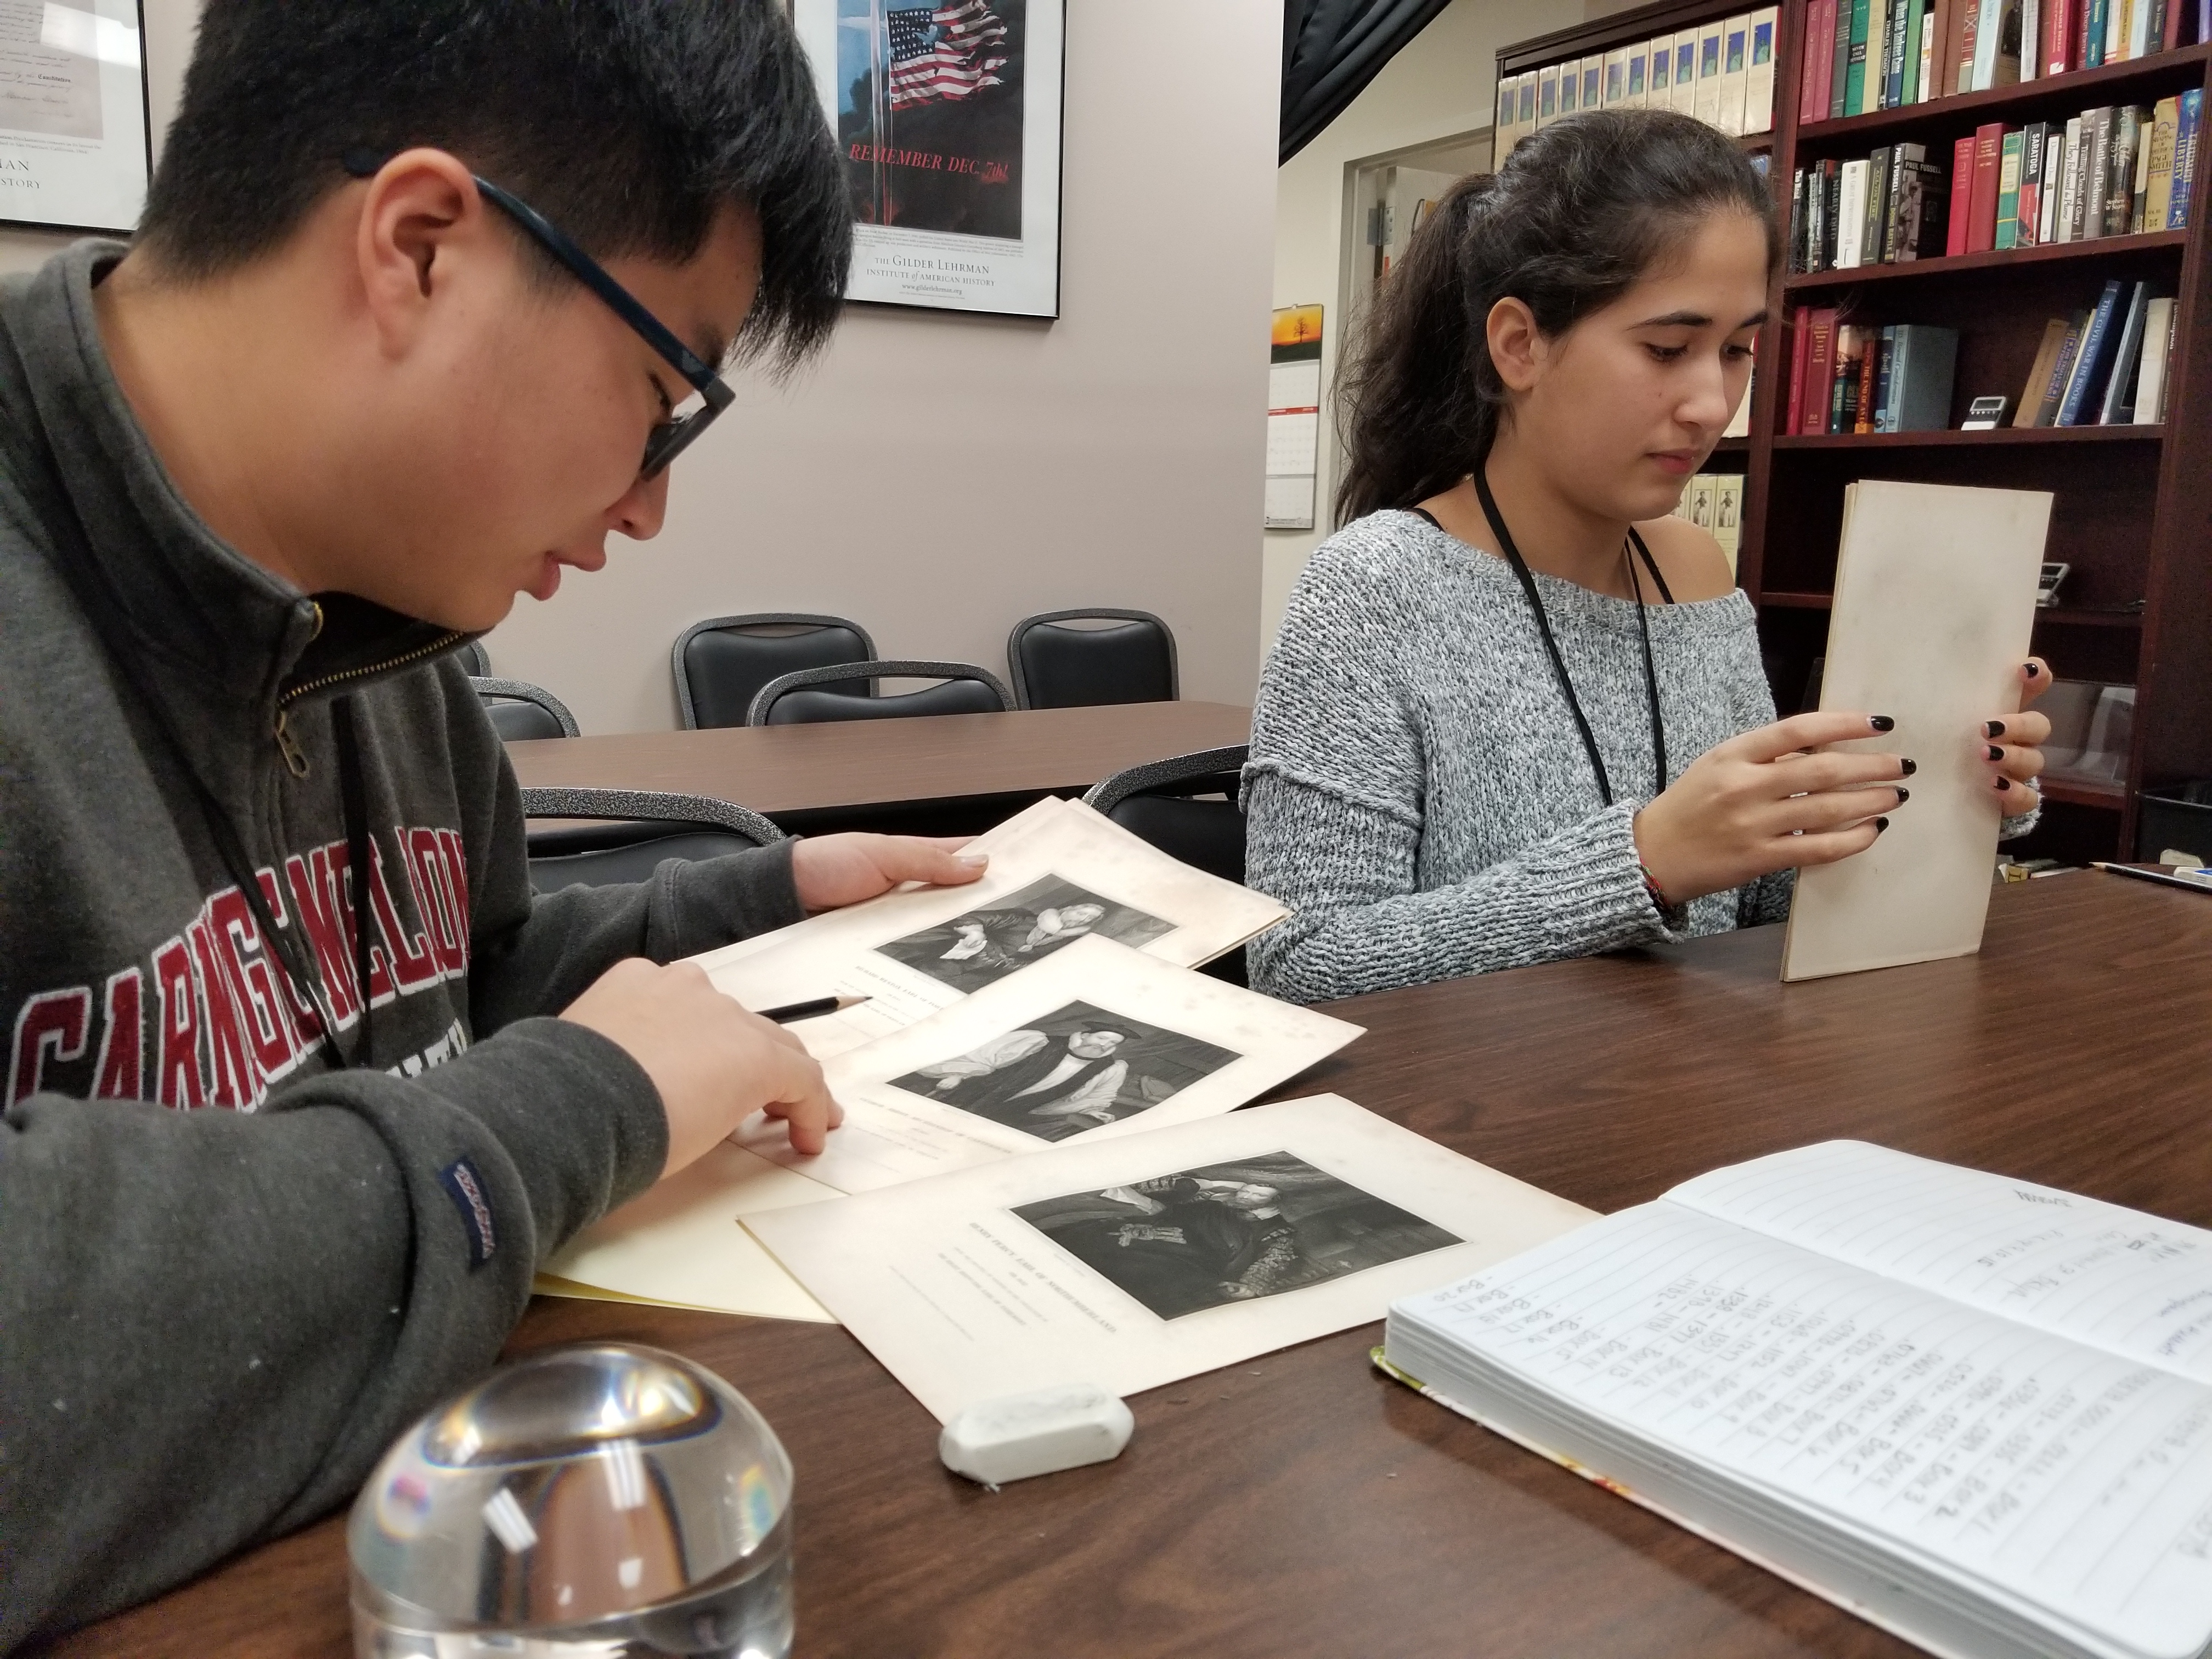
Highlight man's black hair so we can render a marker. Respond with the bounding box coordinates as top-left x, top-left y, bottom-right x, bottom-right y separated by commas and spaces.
138, 0, 849, 371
